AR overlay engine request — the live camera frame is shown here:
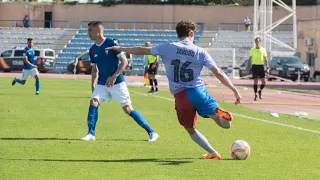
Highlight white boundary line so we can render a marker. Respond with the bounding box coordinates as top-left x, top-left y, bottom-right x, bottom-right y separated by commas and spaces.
130, 90, 320, 135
